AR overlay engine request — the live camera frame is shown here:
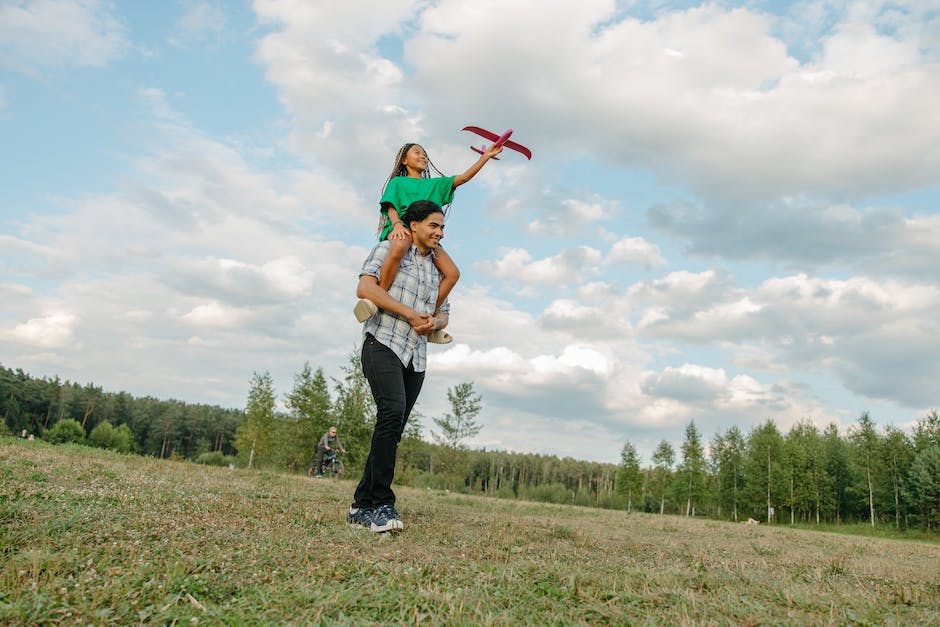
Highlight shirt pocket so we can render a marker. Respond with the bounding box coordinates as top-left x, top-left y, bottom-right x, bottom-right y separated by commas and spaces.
398, 254, 415, 271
